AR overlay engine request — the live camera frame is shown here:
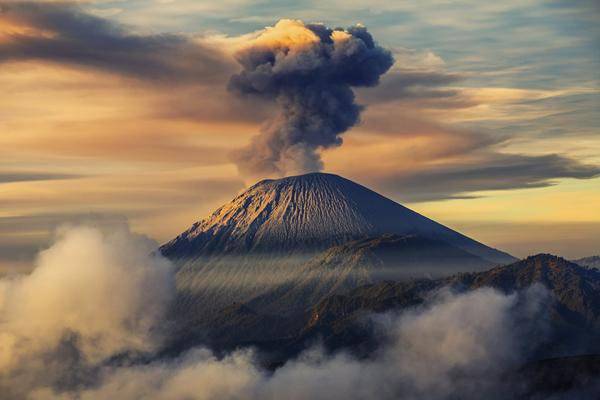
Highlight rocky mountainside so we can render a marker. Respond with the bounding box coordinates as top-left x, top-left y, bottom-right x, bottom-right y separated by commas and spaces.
244, 234, 492, 315
167, 254, 600, 369
303, 254, 600, 354
161, 173, 513, 263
